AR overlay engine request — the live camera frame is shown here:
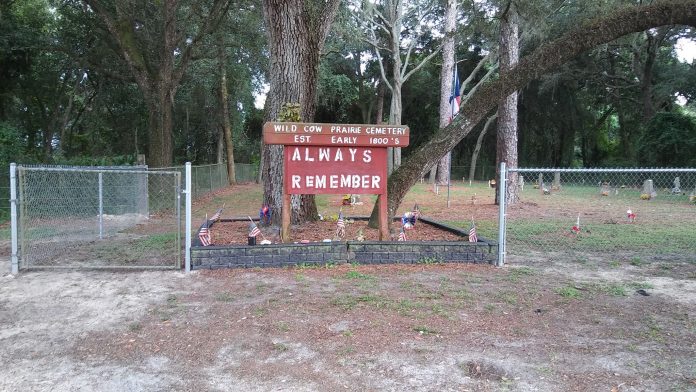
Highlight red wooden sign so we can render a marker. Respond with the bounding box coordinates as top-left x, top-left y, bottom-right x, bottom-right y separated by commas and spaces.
284, 146, 387, 195
265, 121, 409, 242
264, 122, 409, 147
